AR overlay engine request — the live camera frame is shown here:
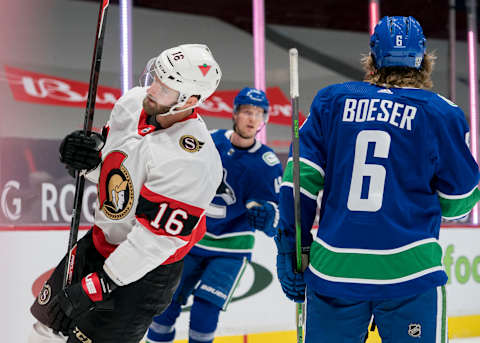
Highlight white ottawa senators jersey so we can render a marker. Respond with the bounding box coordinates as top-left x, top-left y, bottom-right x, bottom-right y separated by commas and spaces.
86, 87, 222, 286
